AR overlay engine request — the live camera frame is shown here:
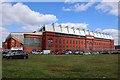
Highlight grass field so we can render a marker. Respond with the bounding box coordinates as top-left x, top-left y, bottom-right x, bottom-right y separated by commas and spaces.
2, 54, 118, 78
